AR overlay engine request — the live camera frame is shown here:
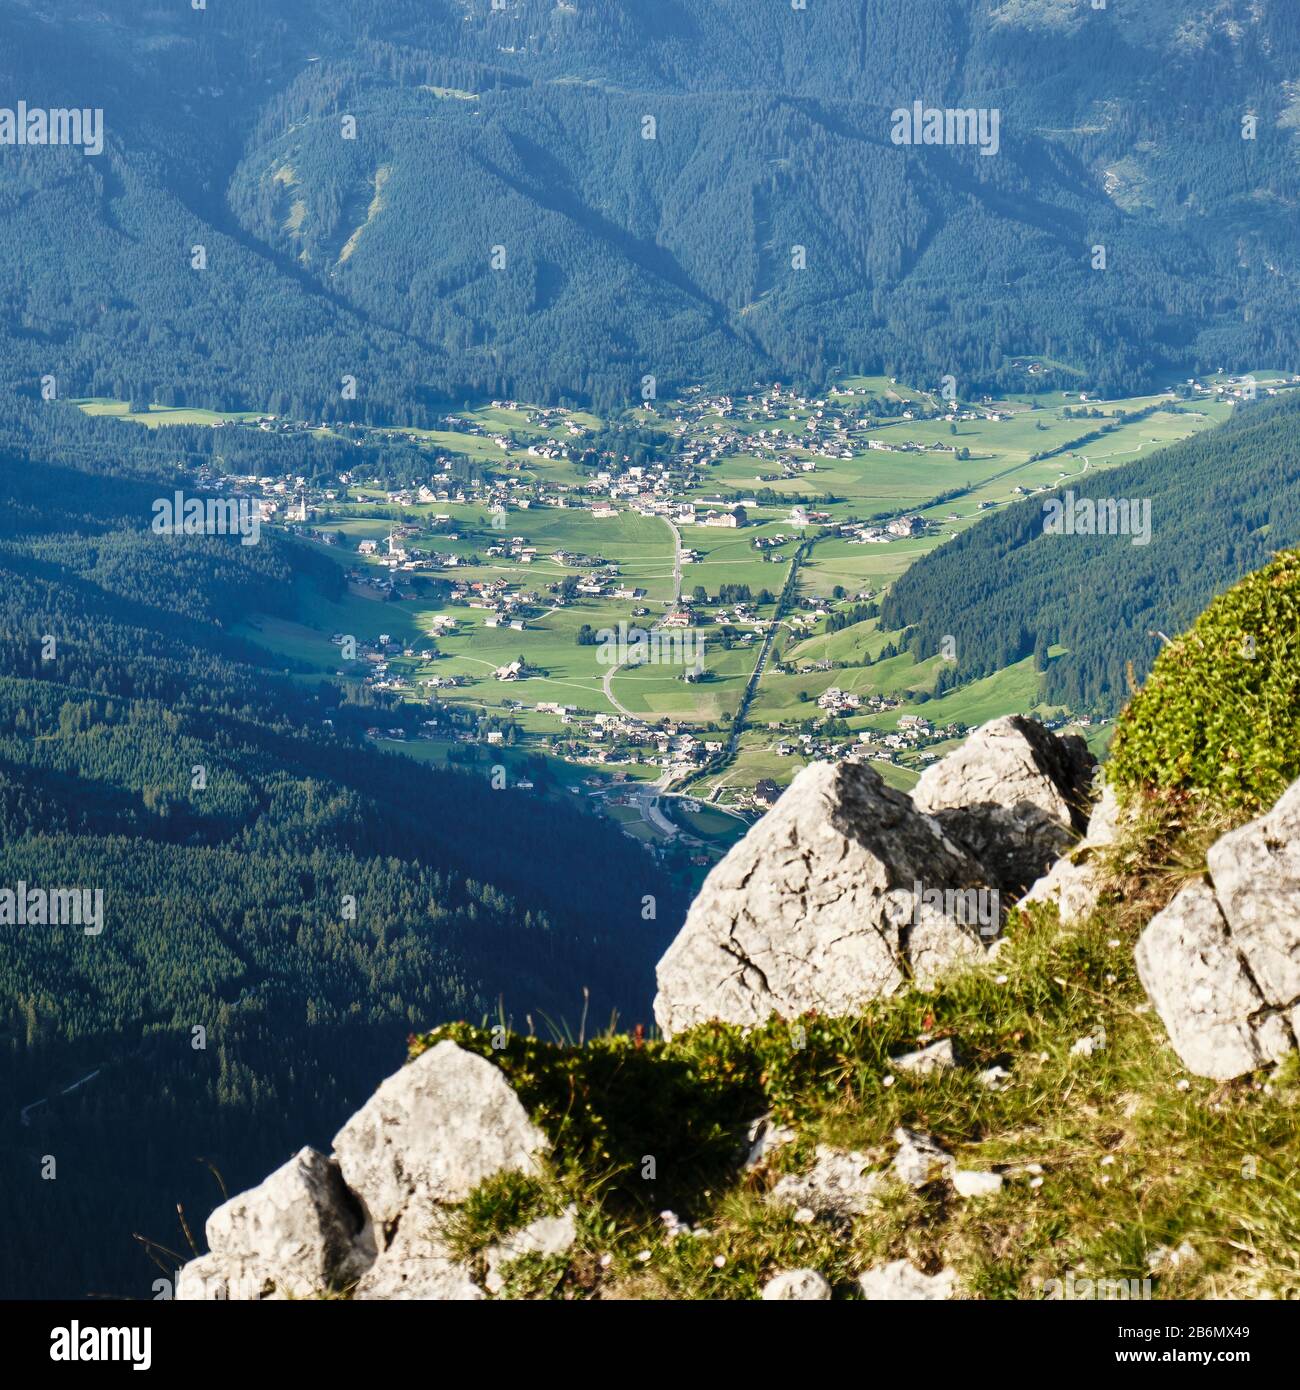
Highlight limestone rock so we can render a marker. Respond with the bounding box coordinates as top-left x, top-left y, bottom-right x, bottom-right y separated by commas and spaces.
892, 1128, 955, 1189
768, 1146, 882, 1219
653, 760, 993, 1037
175, 1147, 371, 1301
743, 1114, 797, 1171
333, 1040, 549, 1233
762, 1269, 832, 1301
1205, 779, 1300, 1007
858, 1260, 957, 1300
952, 1170, 1003, 1199
482, 1207, 577, 1296
1020, 784, 1123, 922
1135, 881, 1294, 1082
914, 715, 1095, 896
891, 1038, 957, 1076
351, 1220, 482, 1301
